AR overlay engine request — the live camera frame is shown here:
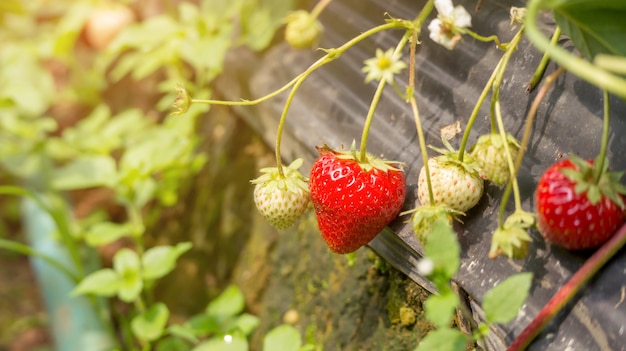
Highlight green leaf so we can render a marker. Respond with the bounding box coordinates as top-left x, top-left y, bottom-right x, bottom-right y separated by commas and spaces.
423, 220, 460, 280
113, 248, 143, 302
232, 313, 260, 336
85, 221, 134, 246
263, 324, 302, 351
482, 273, 533, 324
553, 0, 626, 60
414, 327, 467, 351
191, 335, 248, 351
424, 291, 459, 328
142, 242, 193, 280
167, 324, 199, 343
186, 314, 221, 336
206, 285, 245, 321
156, 336, 191, 351
72, 269, 120, 297
51, 156, 117, 190
132, 303, 170, 342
